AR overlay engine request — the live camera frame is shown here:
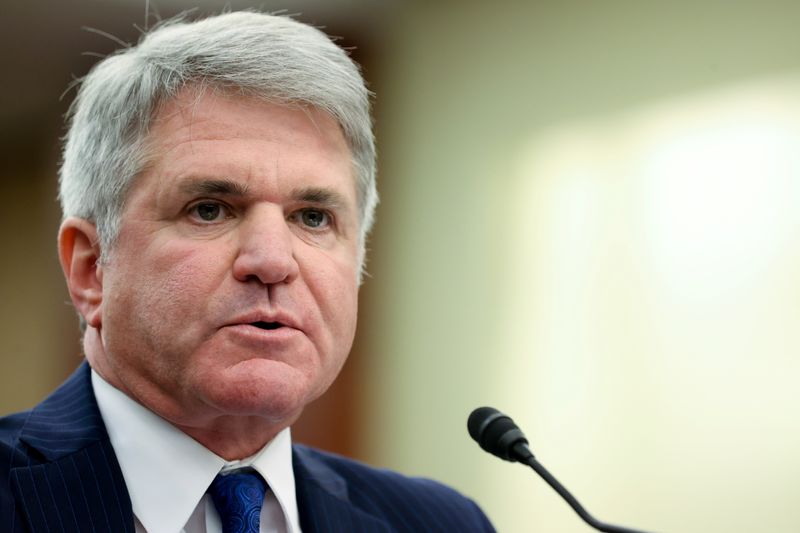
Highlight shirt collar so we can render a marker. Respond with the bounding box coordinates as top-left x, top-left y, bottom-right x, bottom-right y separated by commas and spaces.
91, 369, 301, 533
